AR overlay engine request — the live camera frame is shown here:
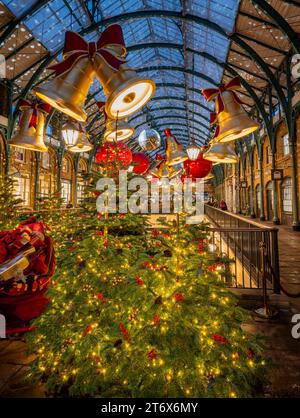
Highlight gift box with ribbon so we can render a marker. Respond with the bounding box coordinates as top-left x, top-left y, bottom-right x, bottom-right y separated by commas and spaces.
0, 217, 56, 333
